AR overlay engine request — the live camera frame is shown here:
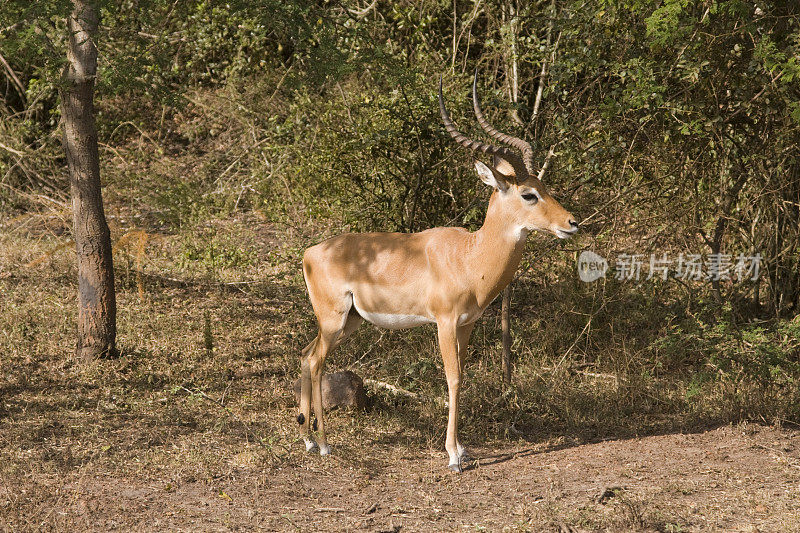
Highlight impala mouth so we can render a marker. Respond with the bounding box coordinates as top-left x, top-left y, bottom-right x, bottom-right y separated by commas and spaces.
555, 227, 579, 239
